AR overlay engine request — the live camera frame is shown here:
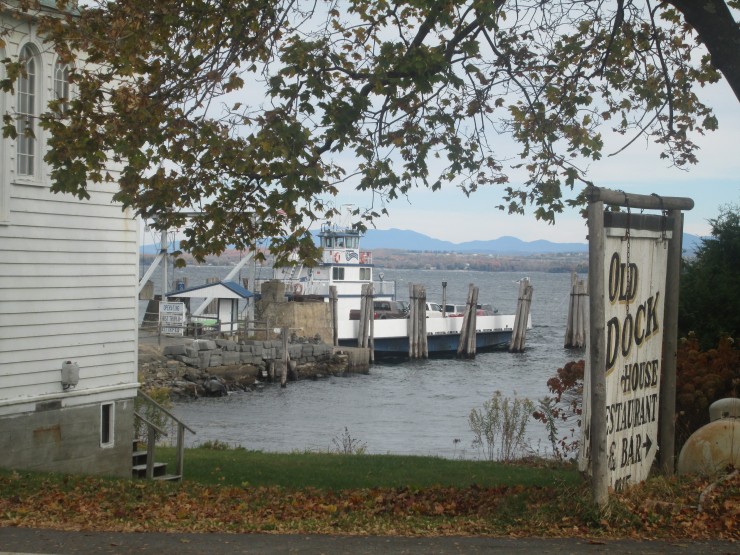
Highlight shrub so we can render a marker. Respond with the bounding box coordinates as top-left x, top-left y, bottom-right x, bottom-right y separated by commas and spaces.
469, 391, 534, 462
676, 334, 739, 450
331, 427, 367, 455
197, 439, 240, 450
533, 360, 584, 460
